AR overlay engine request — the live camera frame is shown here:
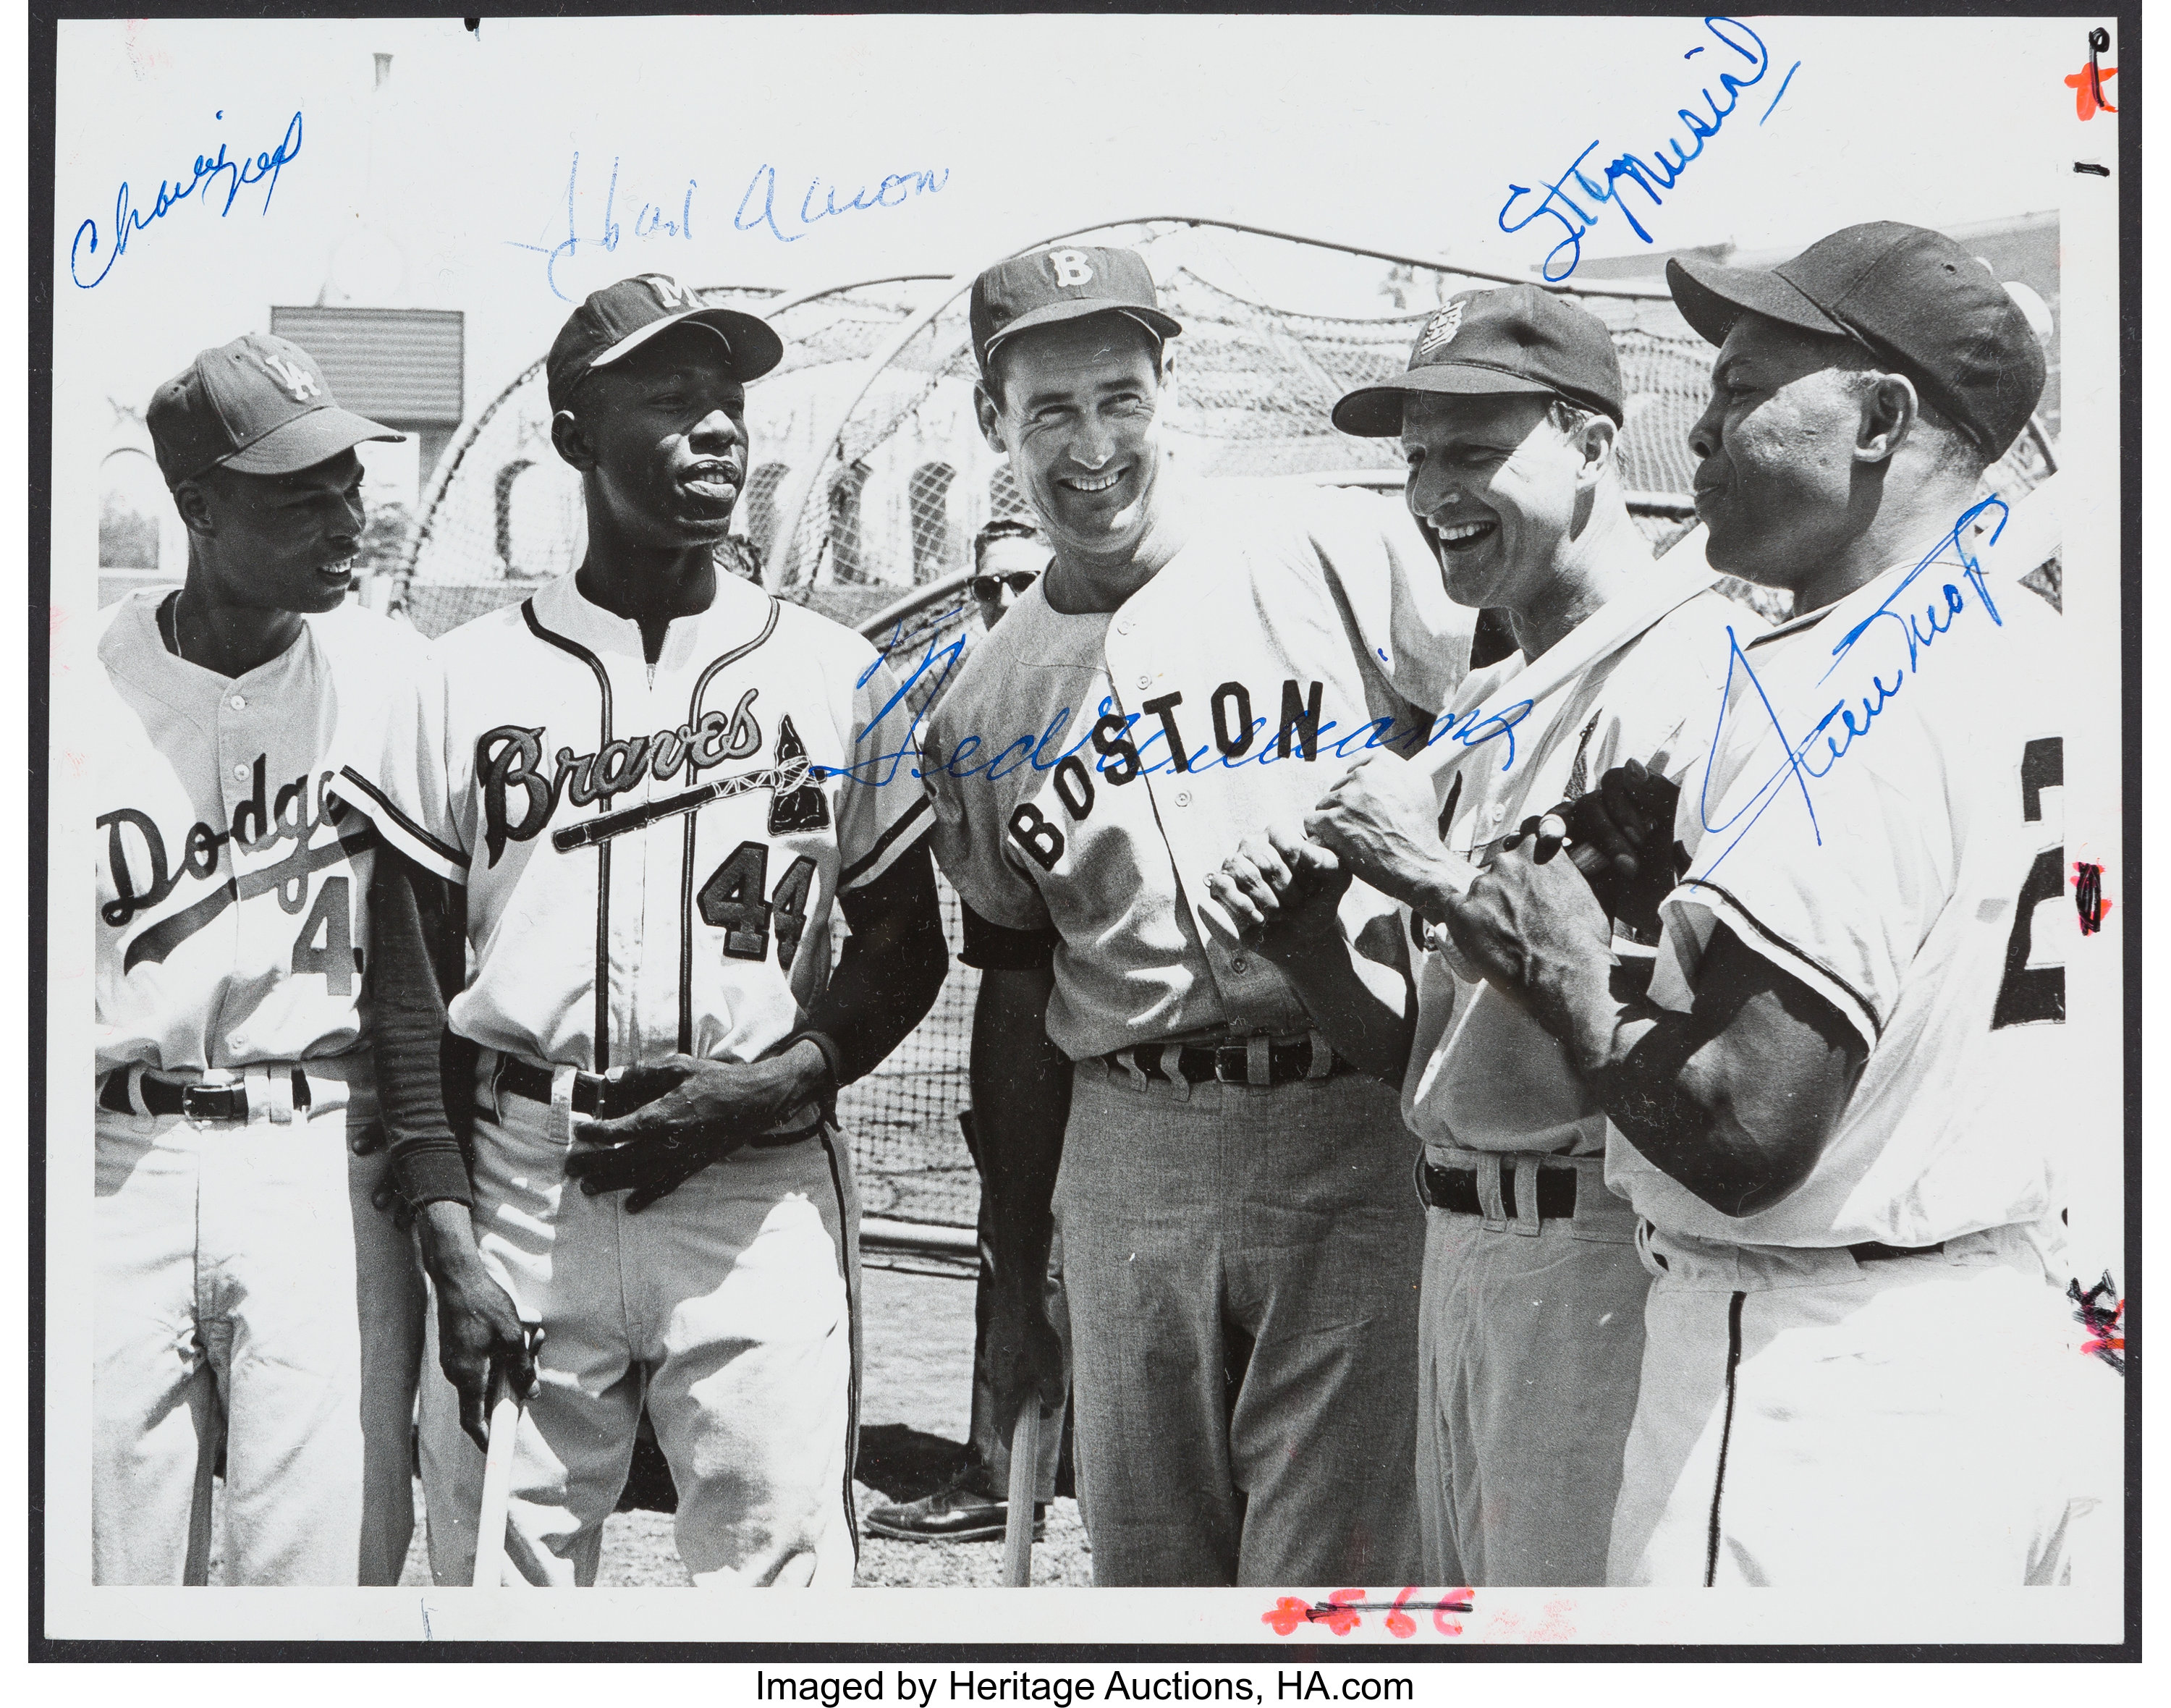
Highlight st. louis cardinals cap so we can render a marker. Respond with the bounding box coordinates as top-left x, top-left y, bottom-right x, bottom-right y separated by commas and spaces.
147, 331, 404, 486
1332, 284, 1625, 437
1666, 221, 2047, 459
969, 246, 1184, 376
546, 274, 785, 412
